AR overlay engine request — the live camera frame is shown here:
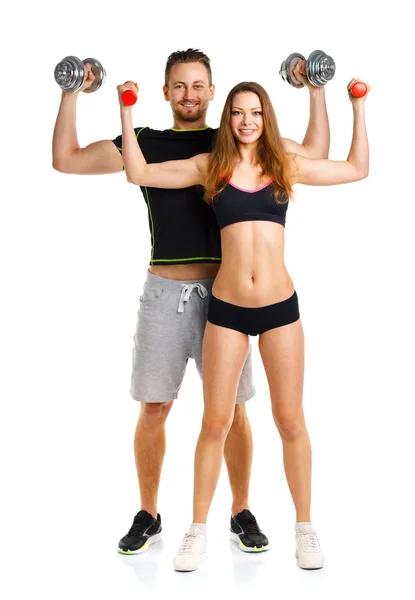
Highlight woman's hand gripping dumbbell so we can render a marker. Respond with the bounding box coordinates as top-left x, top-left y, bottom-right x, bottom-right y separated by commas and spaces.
118, 82, 138, 106
348, 78, 370, 101
349, 81, 368, 98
